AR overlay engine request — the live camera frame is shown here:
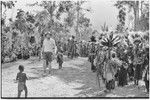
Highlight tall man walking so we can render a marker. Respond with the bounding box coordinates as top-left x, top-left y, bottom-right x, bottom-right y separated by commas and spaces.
42, 32, 56, 74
